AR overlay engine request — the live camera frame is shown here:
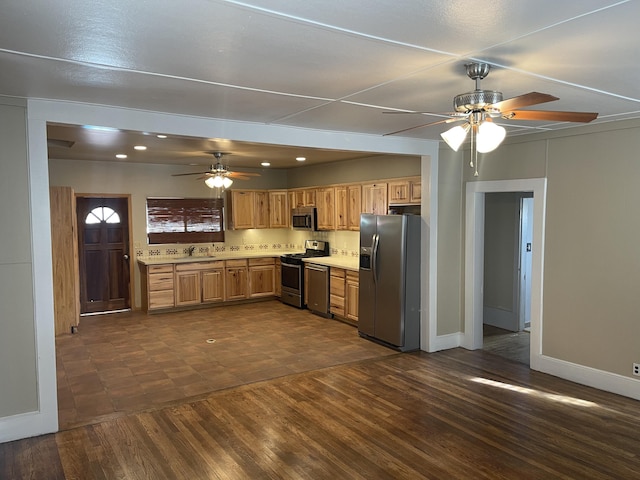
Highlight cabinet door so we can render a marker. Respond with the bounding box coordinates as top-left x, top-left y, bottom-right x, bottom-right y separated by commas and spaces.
335, 186, 348, 230
346, 272, 359, 322
225, 267, 248, 301
231, 191, 255, 229
275, 259, 281, 297
269, 190, 289, 228
410, 180, 422, 203
249, 265, 275, 297
316, 187, 335, 230
388, 181, 410, 204
303, 189, 316, 207
347, 184, 361, 231
362, 183, 388, 215
254, 191, 269, 229
175, 271, 201, 306
202, 269, 224, 303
